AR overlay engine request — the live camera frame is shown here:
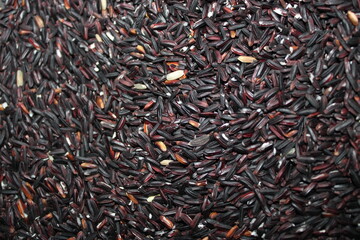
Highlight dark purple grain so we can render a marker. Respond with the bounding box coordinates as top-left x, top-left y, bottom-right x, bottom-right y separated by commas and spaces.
1, 0, 360, 239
